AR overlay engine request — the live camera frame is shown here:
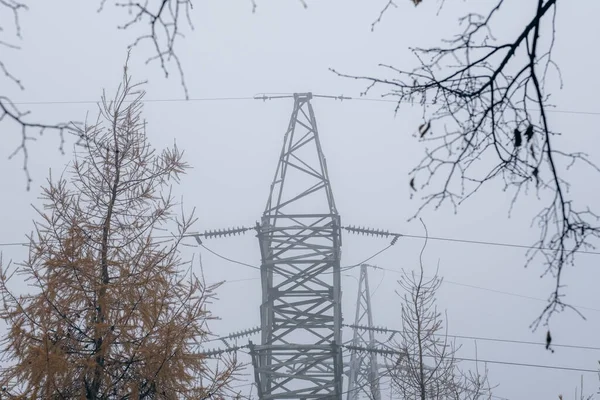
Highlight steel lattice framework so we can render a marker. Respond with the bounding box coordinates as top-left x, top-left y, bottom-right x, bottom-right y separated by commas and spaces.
346, 265, 381, 400
250, 93, 343, 399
